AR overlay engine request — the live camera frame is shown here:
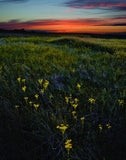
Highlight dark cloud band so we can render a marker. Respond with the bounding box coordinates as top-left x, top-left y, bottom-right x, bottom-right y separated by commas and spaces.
63, 0, 126, 10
